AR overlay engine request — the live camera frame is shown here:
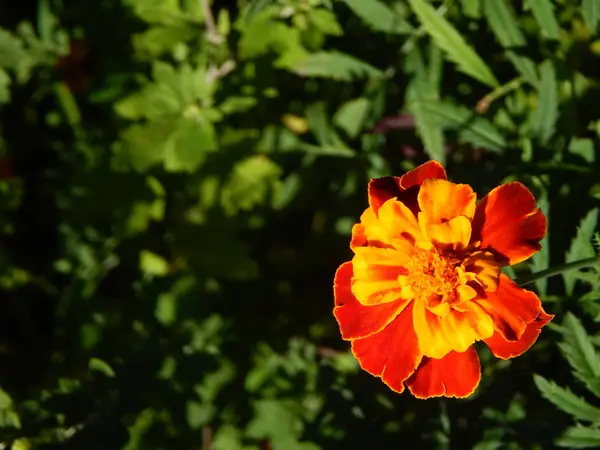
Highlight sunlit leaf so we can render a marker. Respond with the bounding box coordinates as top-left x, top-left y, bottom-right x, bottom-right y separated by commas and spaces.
557, 426, 600, 448
292, 51, 382, 80
408, 0, 498, 87
341, 0, 413, 34
534, 374, 600, 423
524, 0, 560, 40
556, 313, 600, 397
583, 0, 600, 34
481, 0, 538, 84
